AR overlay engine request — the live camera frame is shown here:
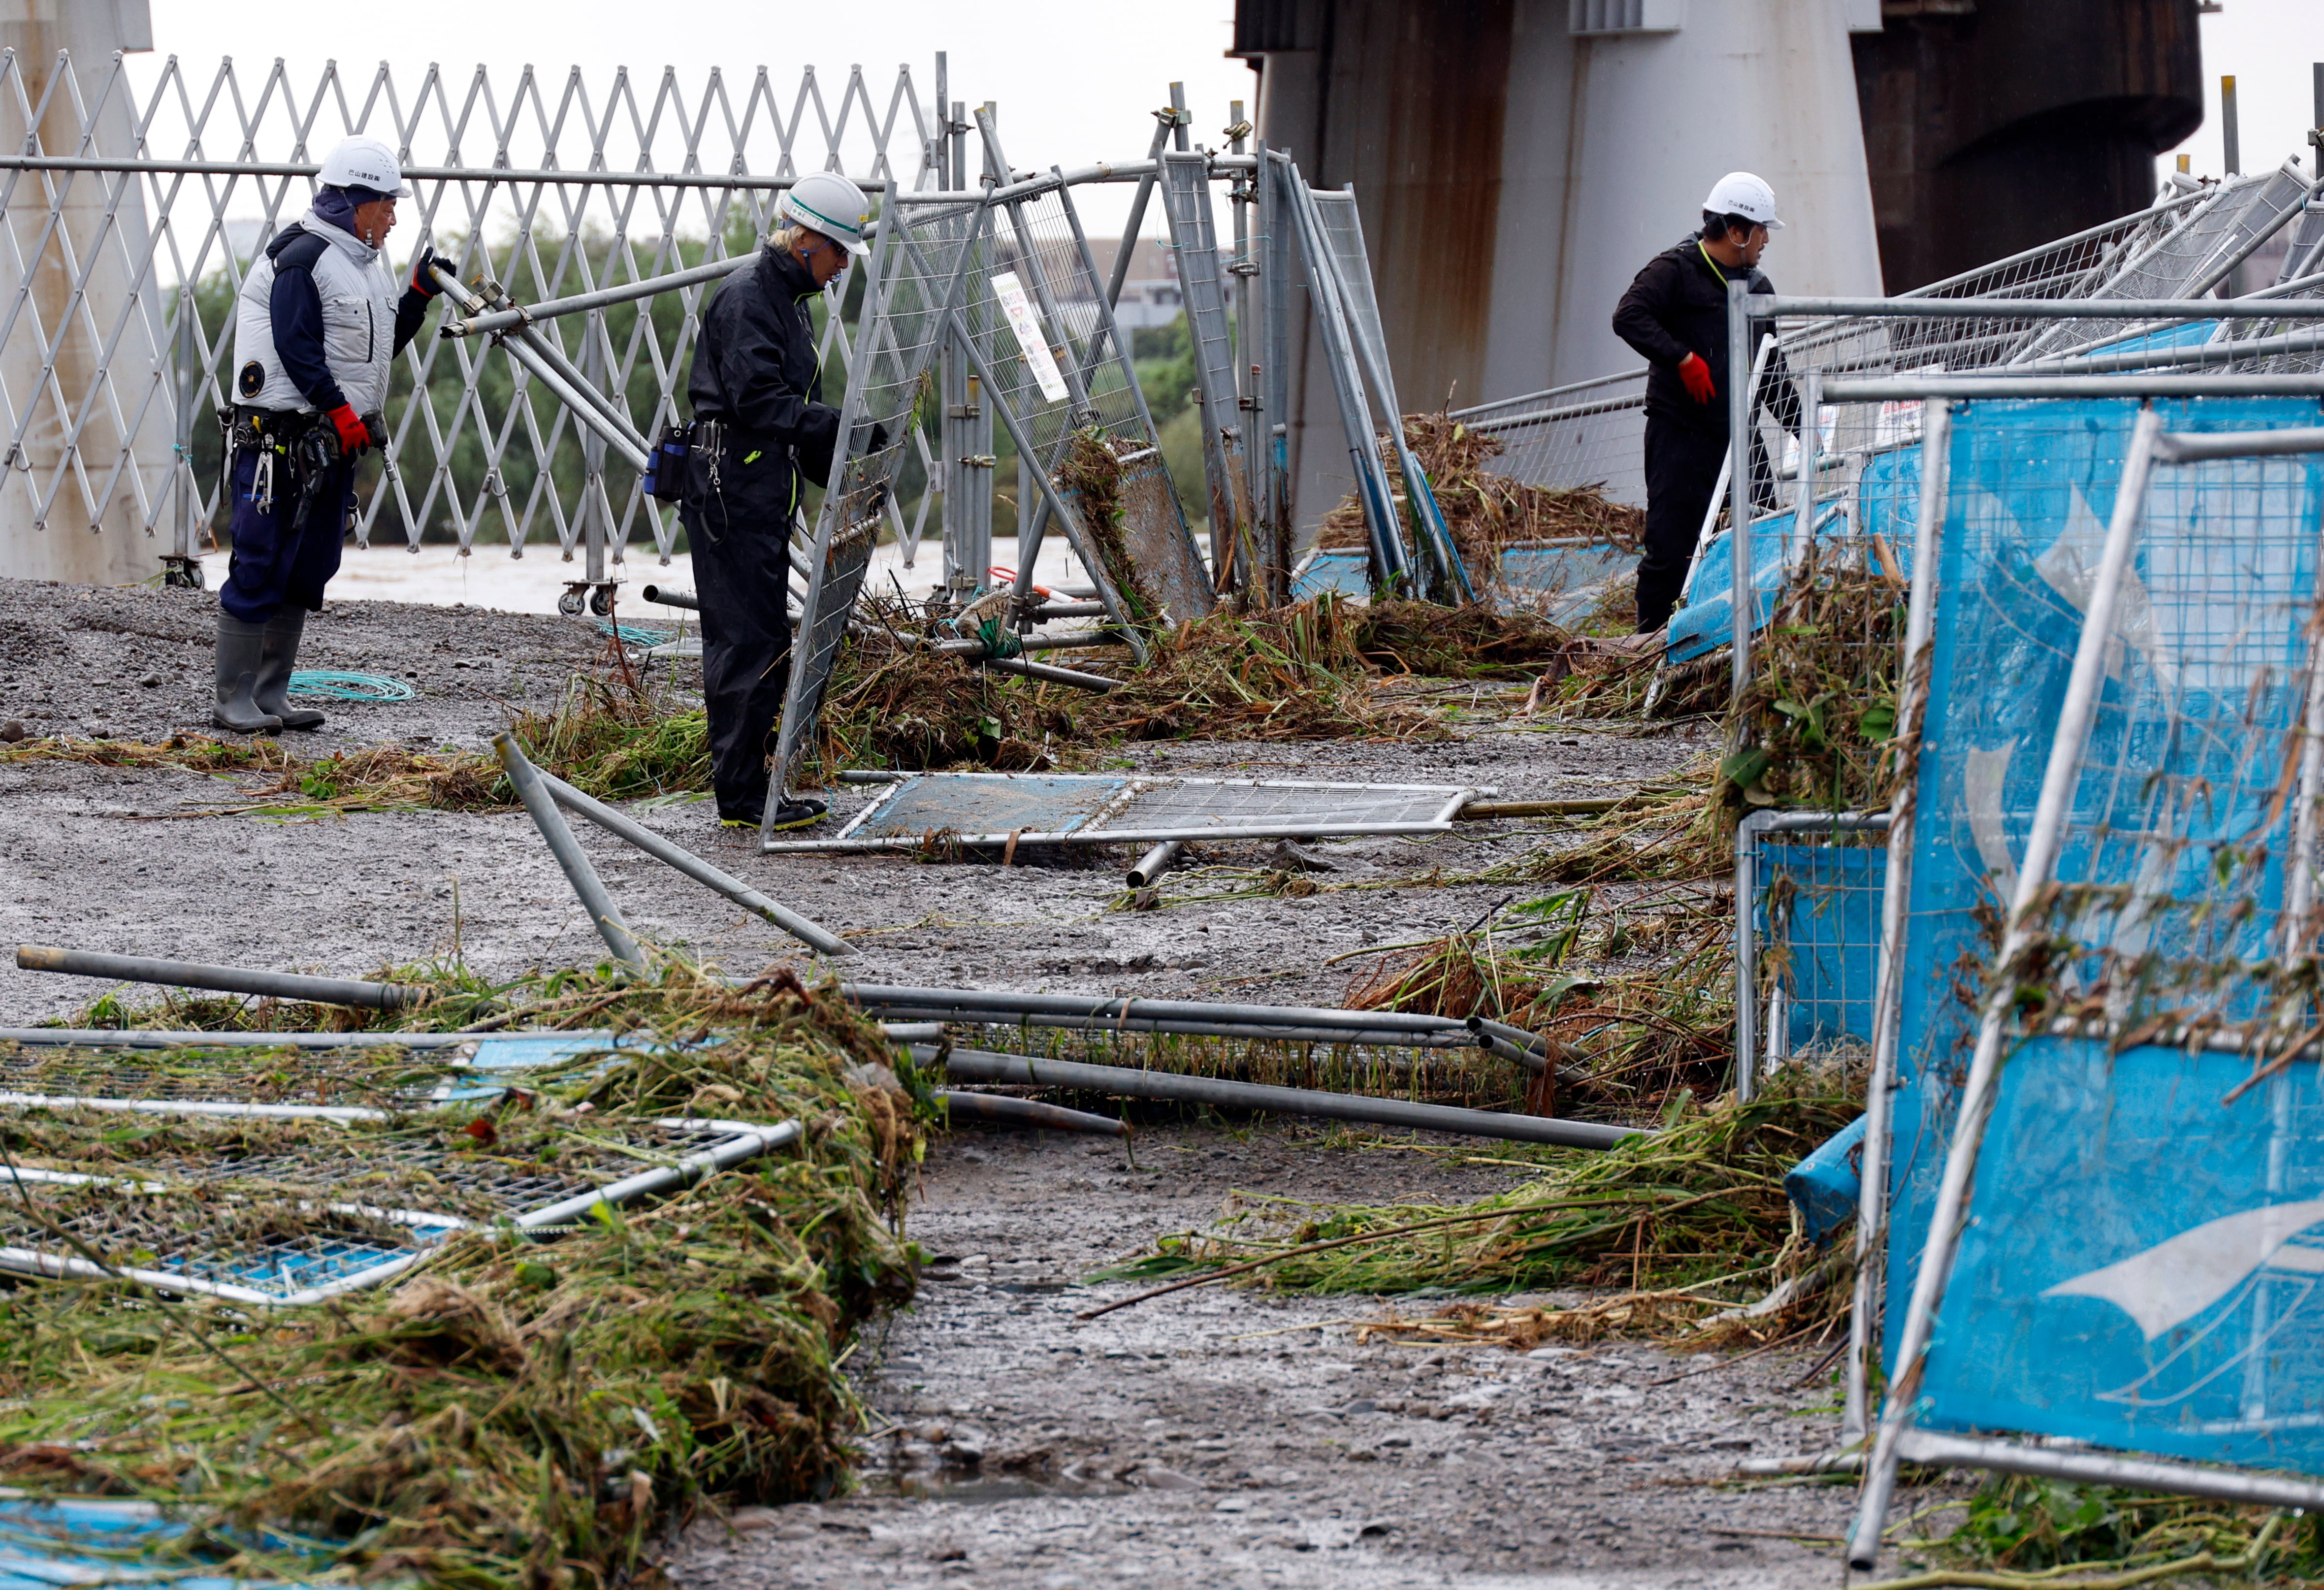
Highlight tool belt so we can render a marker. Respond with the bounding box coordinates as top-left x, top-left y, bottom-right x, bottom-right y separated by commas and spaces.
218, 405, 341, 519
224, 405, 322, 454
